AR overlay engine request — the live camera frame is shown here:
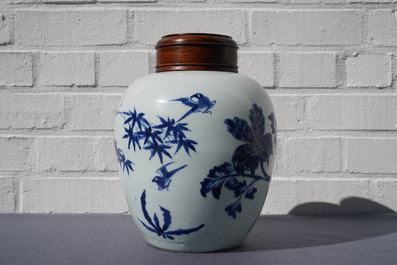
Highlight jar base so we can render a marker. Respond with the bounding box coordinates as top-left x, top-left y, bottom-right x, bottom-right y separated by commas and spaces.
145, 237, 244, 253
